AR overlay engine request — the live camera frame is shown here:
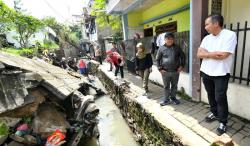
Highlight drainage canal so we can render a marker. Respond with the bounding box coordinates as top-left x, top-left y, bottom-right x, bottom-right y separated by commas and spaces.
83, 95, 140, 146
